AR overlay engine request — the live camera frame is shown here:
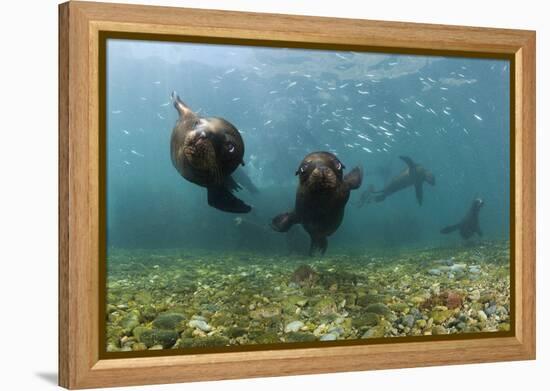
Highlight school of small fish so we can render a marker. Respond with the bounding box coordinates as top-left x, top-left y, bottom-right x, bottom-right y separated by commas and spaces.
111, 49, 502, 168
